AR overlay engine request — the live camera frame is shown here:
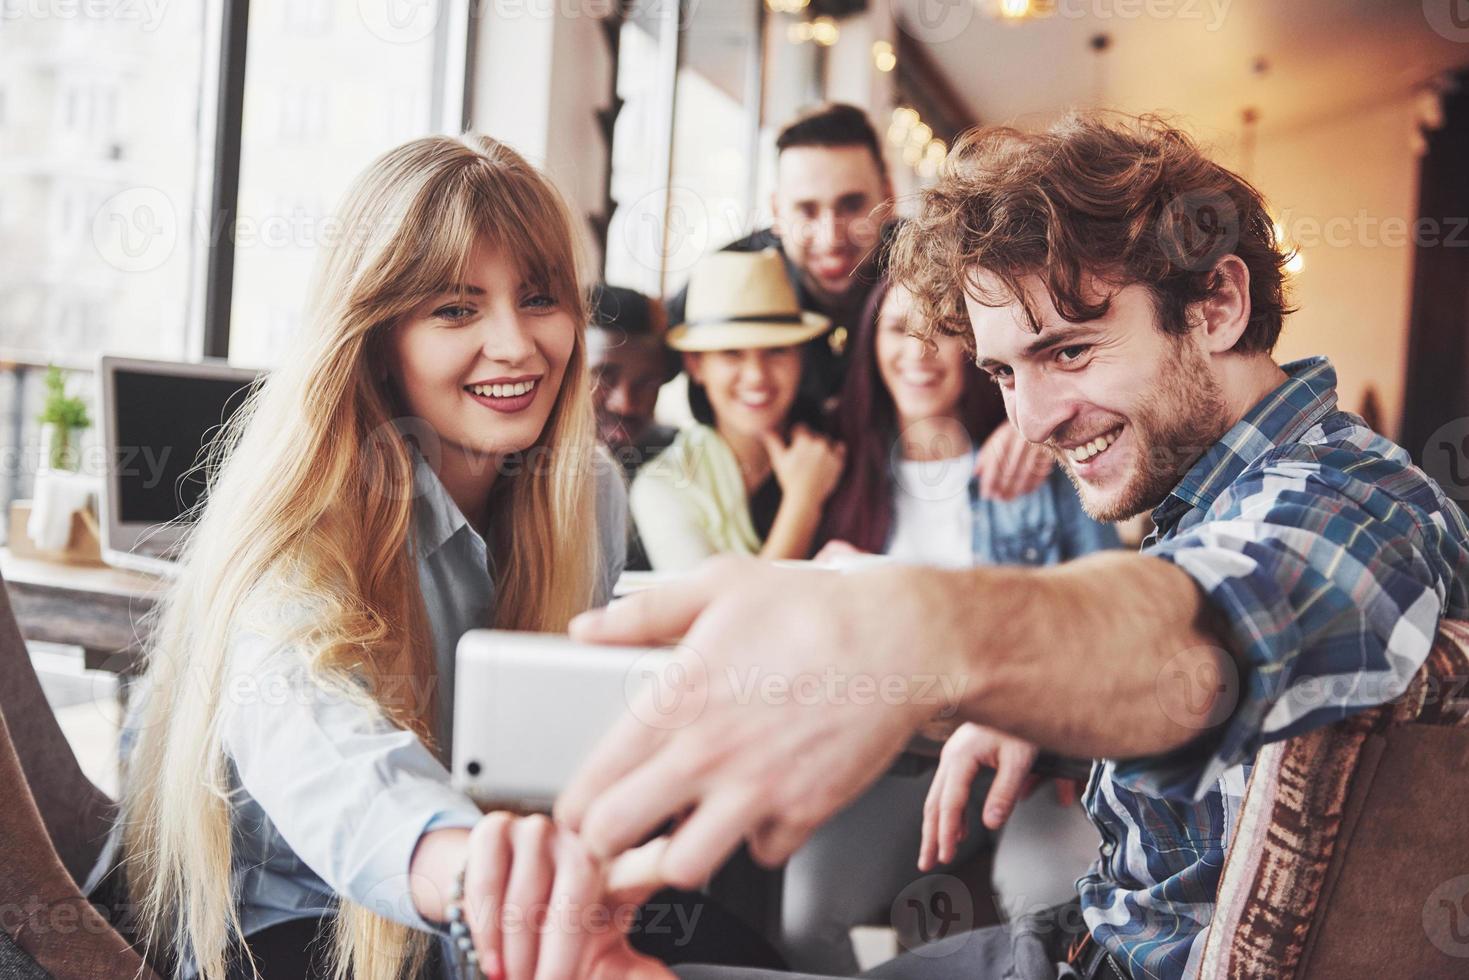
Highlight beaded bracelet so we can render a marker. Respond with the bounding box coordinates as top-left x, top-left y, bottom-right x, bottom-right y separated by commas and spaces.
446, 864, 480, 977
